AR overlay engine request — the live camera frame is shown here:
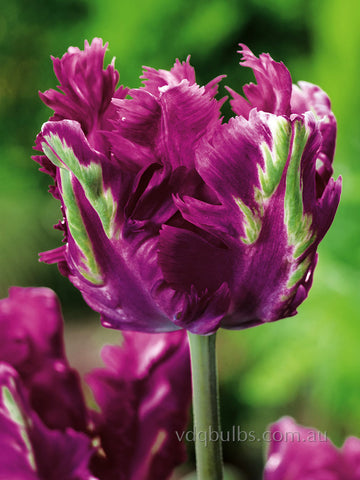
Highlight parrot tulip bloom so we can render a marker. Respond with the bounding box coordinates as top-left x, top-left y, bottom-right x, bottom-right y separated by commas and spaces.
264, 417, 360, 480
0, 287, 191, 480
35, 39, 341, 335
